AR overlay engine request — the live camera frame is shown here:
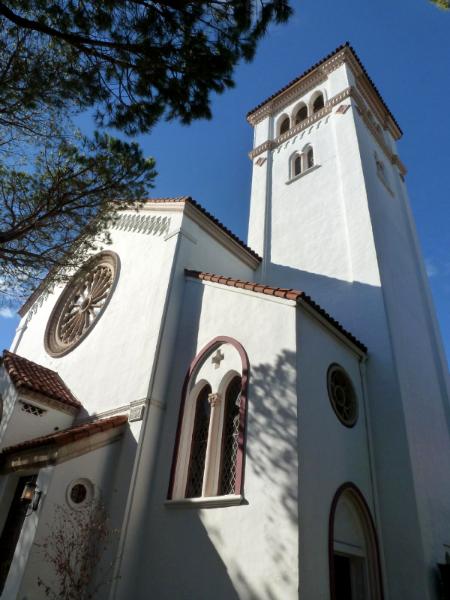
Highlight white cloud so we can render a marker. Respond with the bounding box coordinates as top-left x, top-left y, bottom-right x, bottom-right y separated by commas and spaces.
425, 259, 438, 278
0, 307, 16, 319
